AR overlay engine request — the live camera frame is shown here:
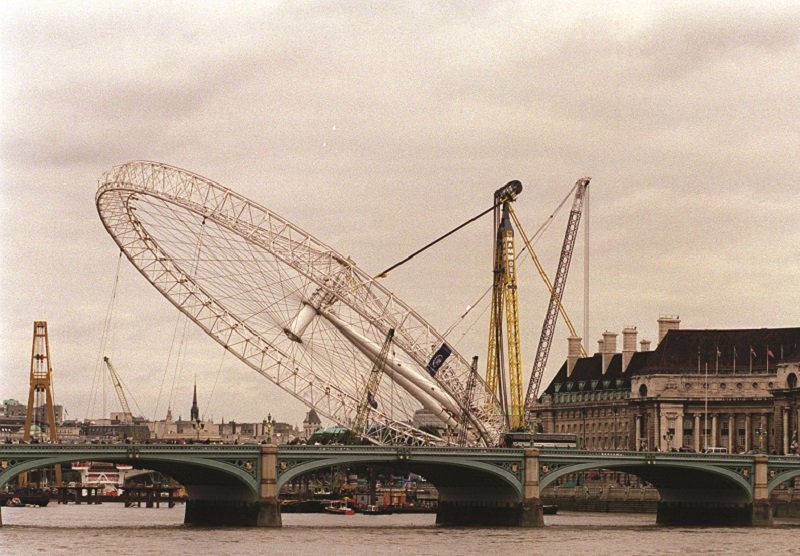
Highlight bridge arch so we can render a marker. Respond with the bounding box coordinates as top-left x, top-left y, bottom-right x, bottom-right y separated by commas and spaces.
277, 453, 522, 499
0, 453, 259, 500
540, 459, 752, 498
768, 467, 800, 494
